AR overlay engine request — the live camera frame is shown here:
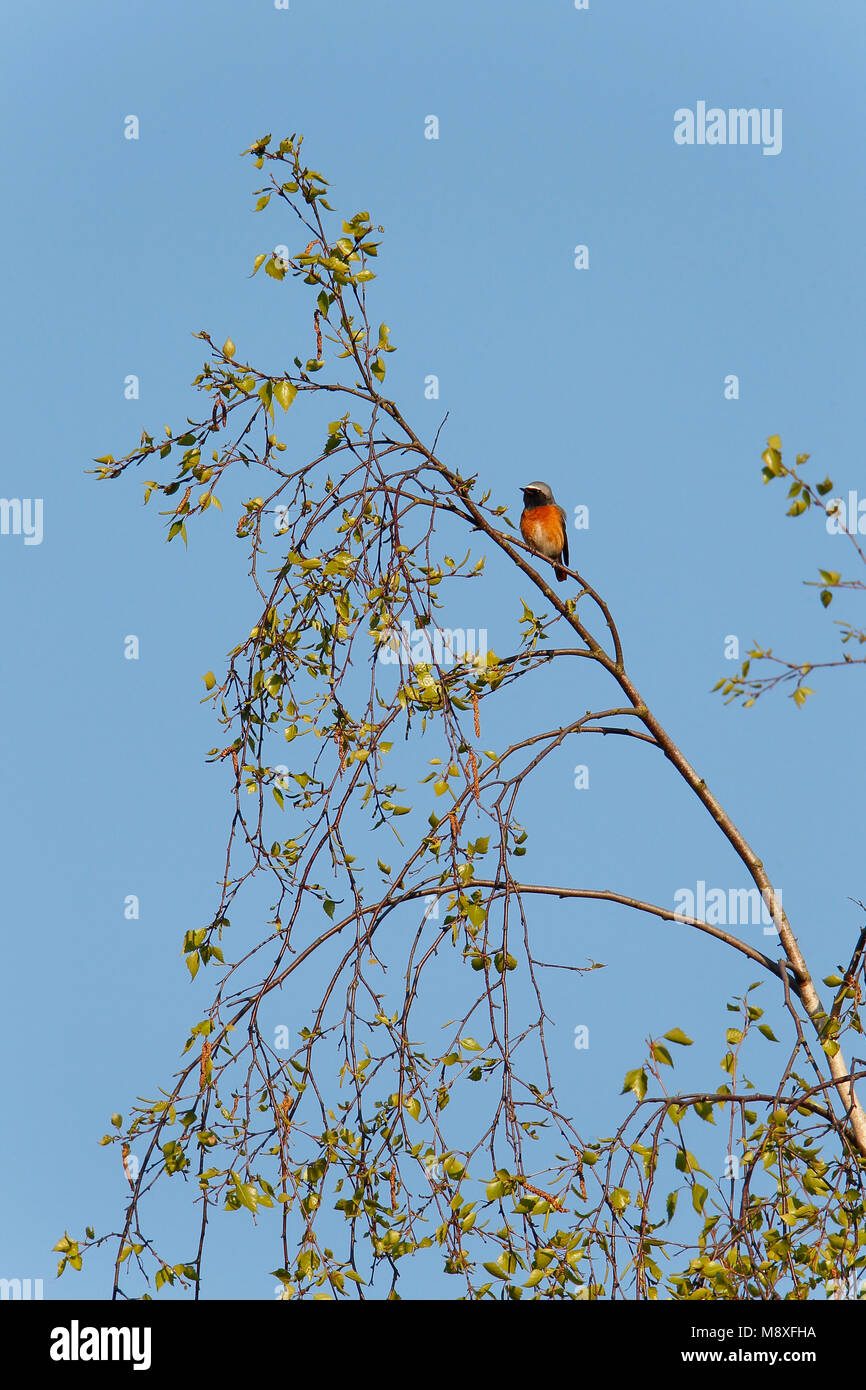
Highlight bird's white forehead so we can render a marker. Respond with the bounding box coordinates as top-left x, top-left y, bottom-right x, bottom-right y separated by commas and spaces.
523, 480, 553, 498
